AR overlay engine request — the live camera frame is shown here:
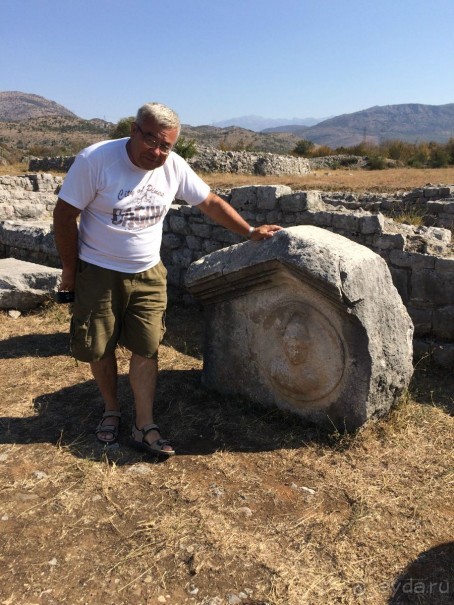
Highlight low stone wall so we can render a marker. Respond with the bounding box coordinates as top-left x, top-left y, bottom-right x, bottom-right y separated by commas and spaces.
0, 174, 62, 221
159, 186, 453, 364
28, 156, 75, 172
28, 148, 311, 176
321, 185, 454, 231
0, 177, 453, 366
188, 146, 311, 175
